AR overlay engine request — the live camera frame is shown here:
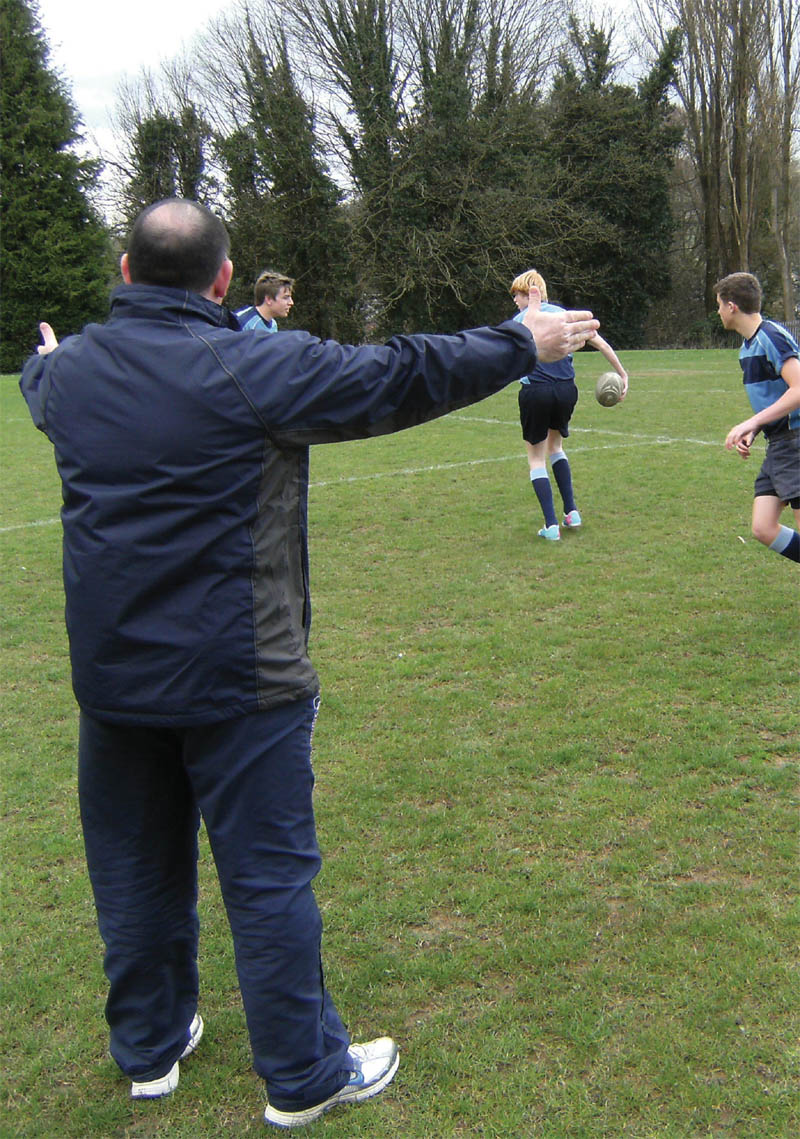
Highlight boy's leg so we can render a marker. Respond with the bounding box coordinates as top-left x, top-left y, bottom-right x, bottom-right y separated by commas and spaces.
752, 434, 800, 560
183, 699, 351, 1112
520, 388, 558, 534
548, 433, 577, 518
548, 385, 579, 524
525, 440, 558, 530
752, 494, 785, 546
751, 495, 799, 560
78, 714, 201, 1083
